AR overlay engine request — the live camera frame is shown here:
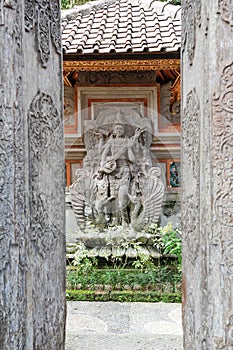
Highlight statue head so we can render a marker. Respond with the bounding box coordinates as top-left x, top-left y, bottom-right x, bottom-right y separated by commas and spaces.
112, 124, 125, 138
